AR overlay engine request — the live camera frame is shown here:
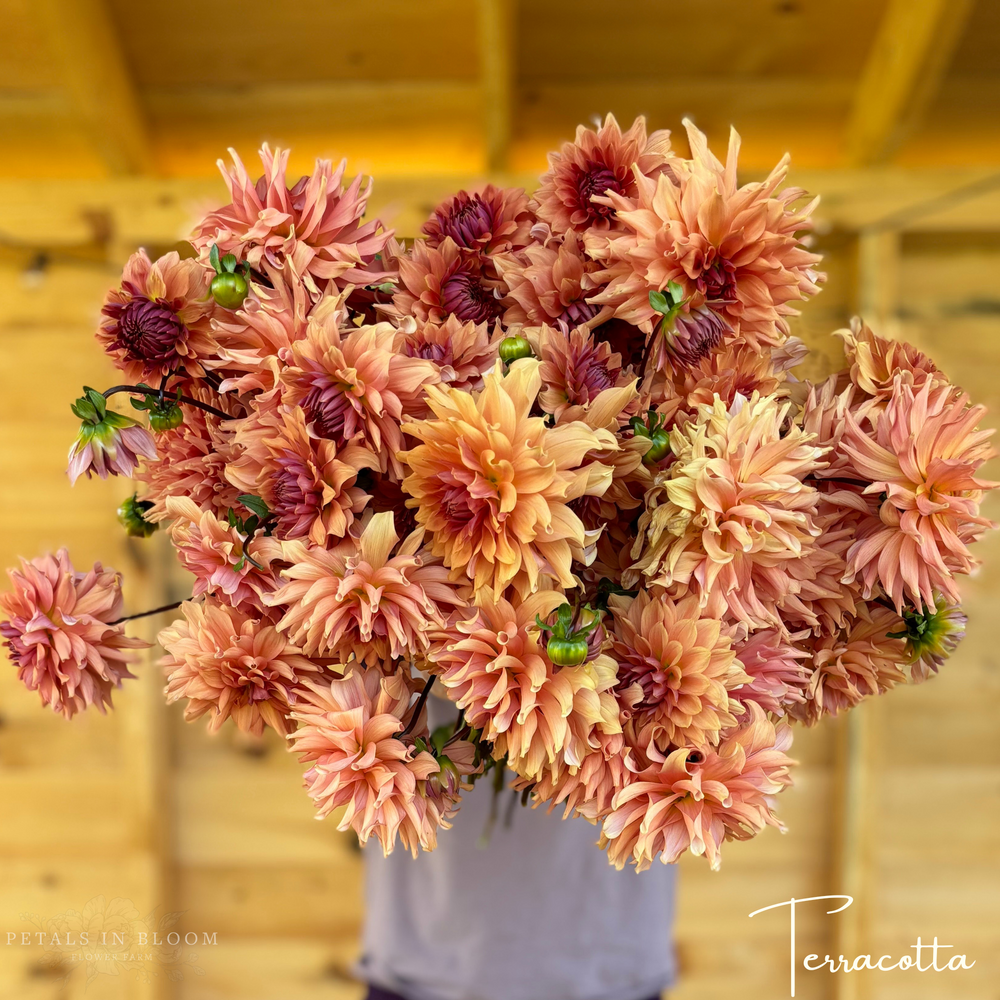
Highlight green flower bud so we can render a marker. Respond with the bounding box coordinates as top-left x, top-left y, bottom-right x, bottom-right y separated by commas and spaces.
117, 494, 158, 538
148, 401, 184, 432
499, 335, 533, 364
